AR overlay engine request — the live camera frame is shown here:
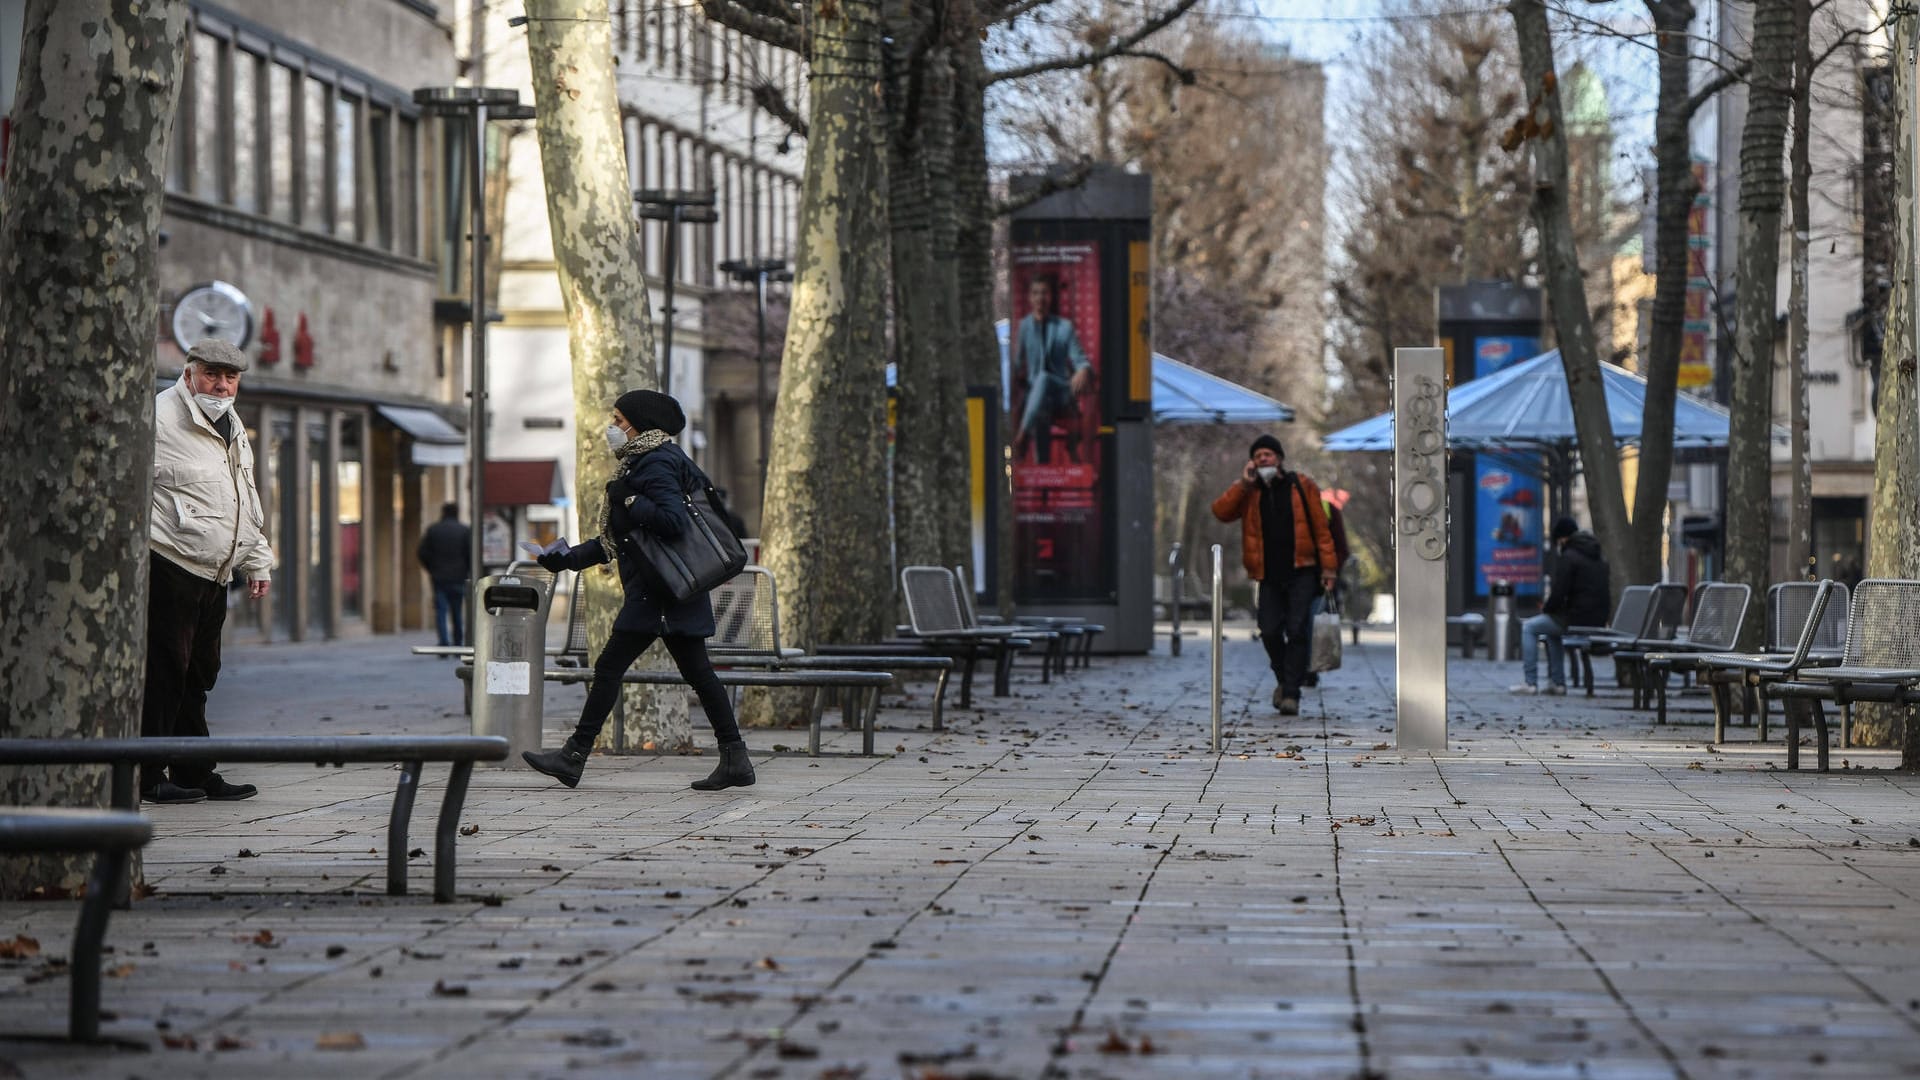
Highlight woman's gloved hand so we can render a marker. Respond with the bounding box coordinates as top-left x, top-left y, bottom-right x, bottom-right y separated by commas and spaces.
537, 551, 568, 573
